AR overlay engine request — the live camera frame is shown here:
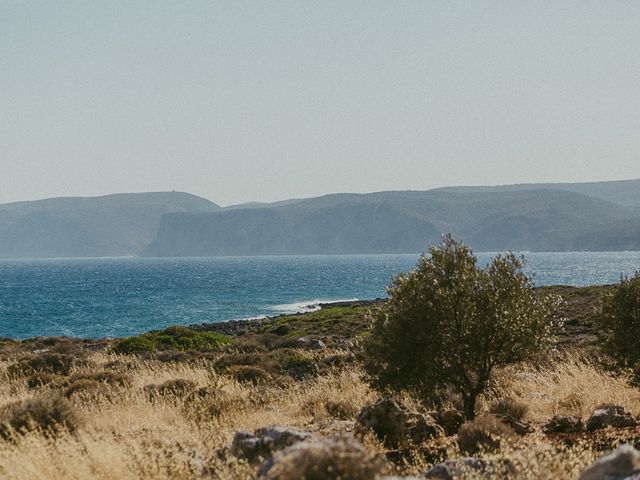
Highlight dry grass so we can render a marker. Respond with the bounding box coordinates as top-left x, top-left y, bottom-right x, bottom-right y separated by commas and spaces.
488, 353, 640, 422
0, 350, 635, 479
